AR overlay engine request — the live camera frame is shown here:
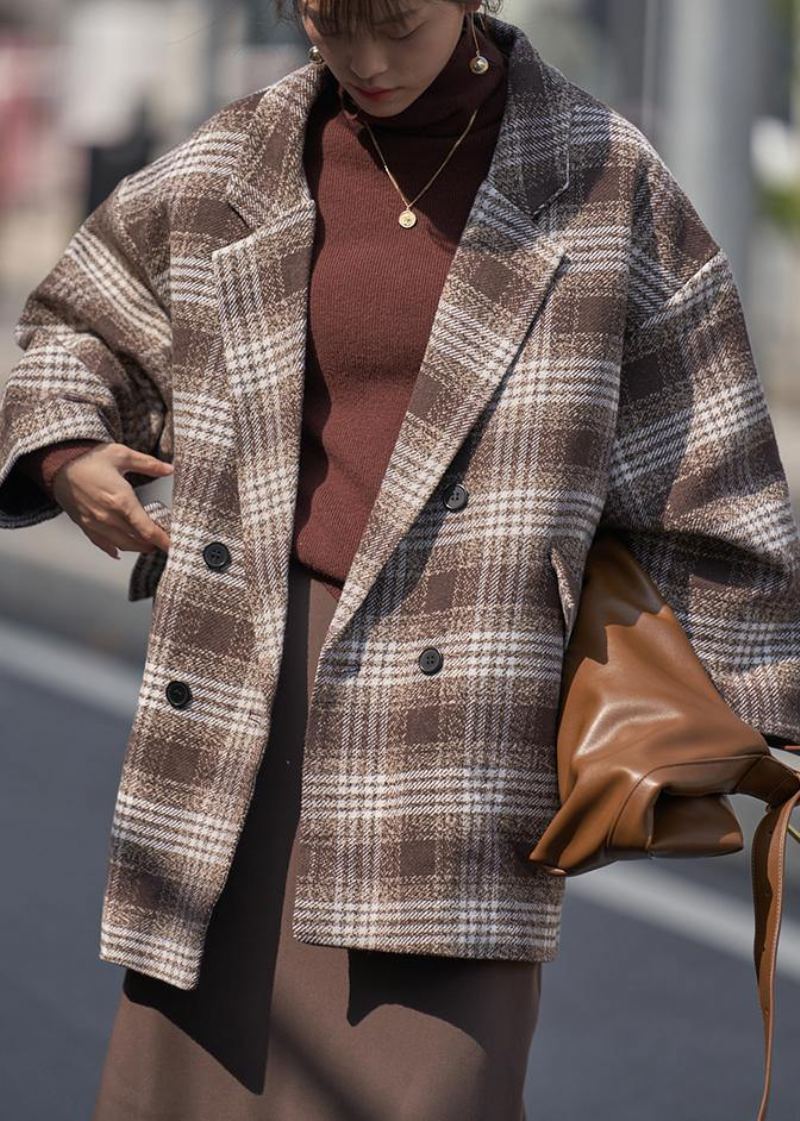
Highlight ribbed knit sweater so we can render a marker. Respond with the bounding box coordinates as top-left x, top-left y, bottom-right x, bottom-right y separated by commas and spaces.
16, 15, 509, 600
